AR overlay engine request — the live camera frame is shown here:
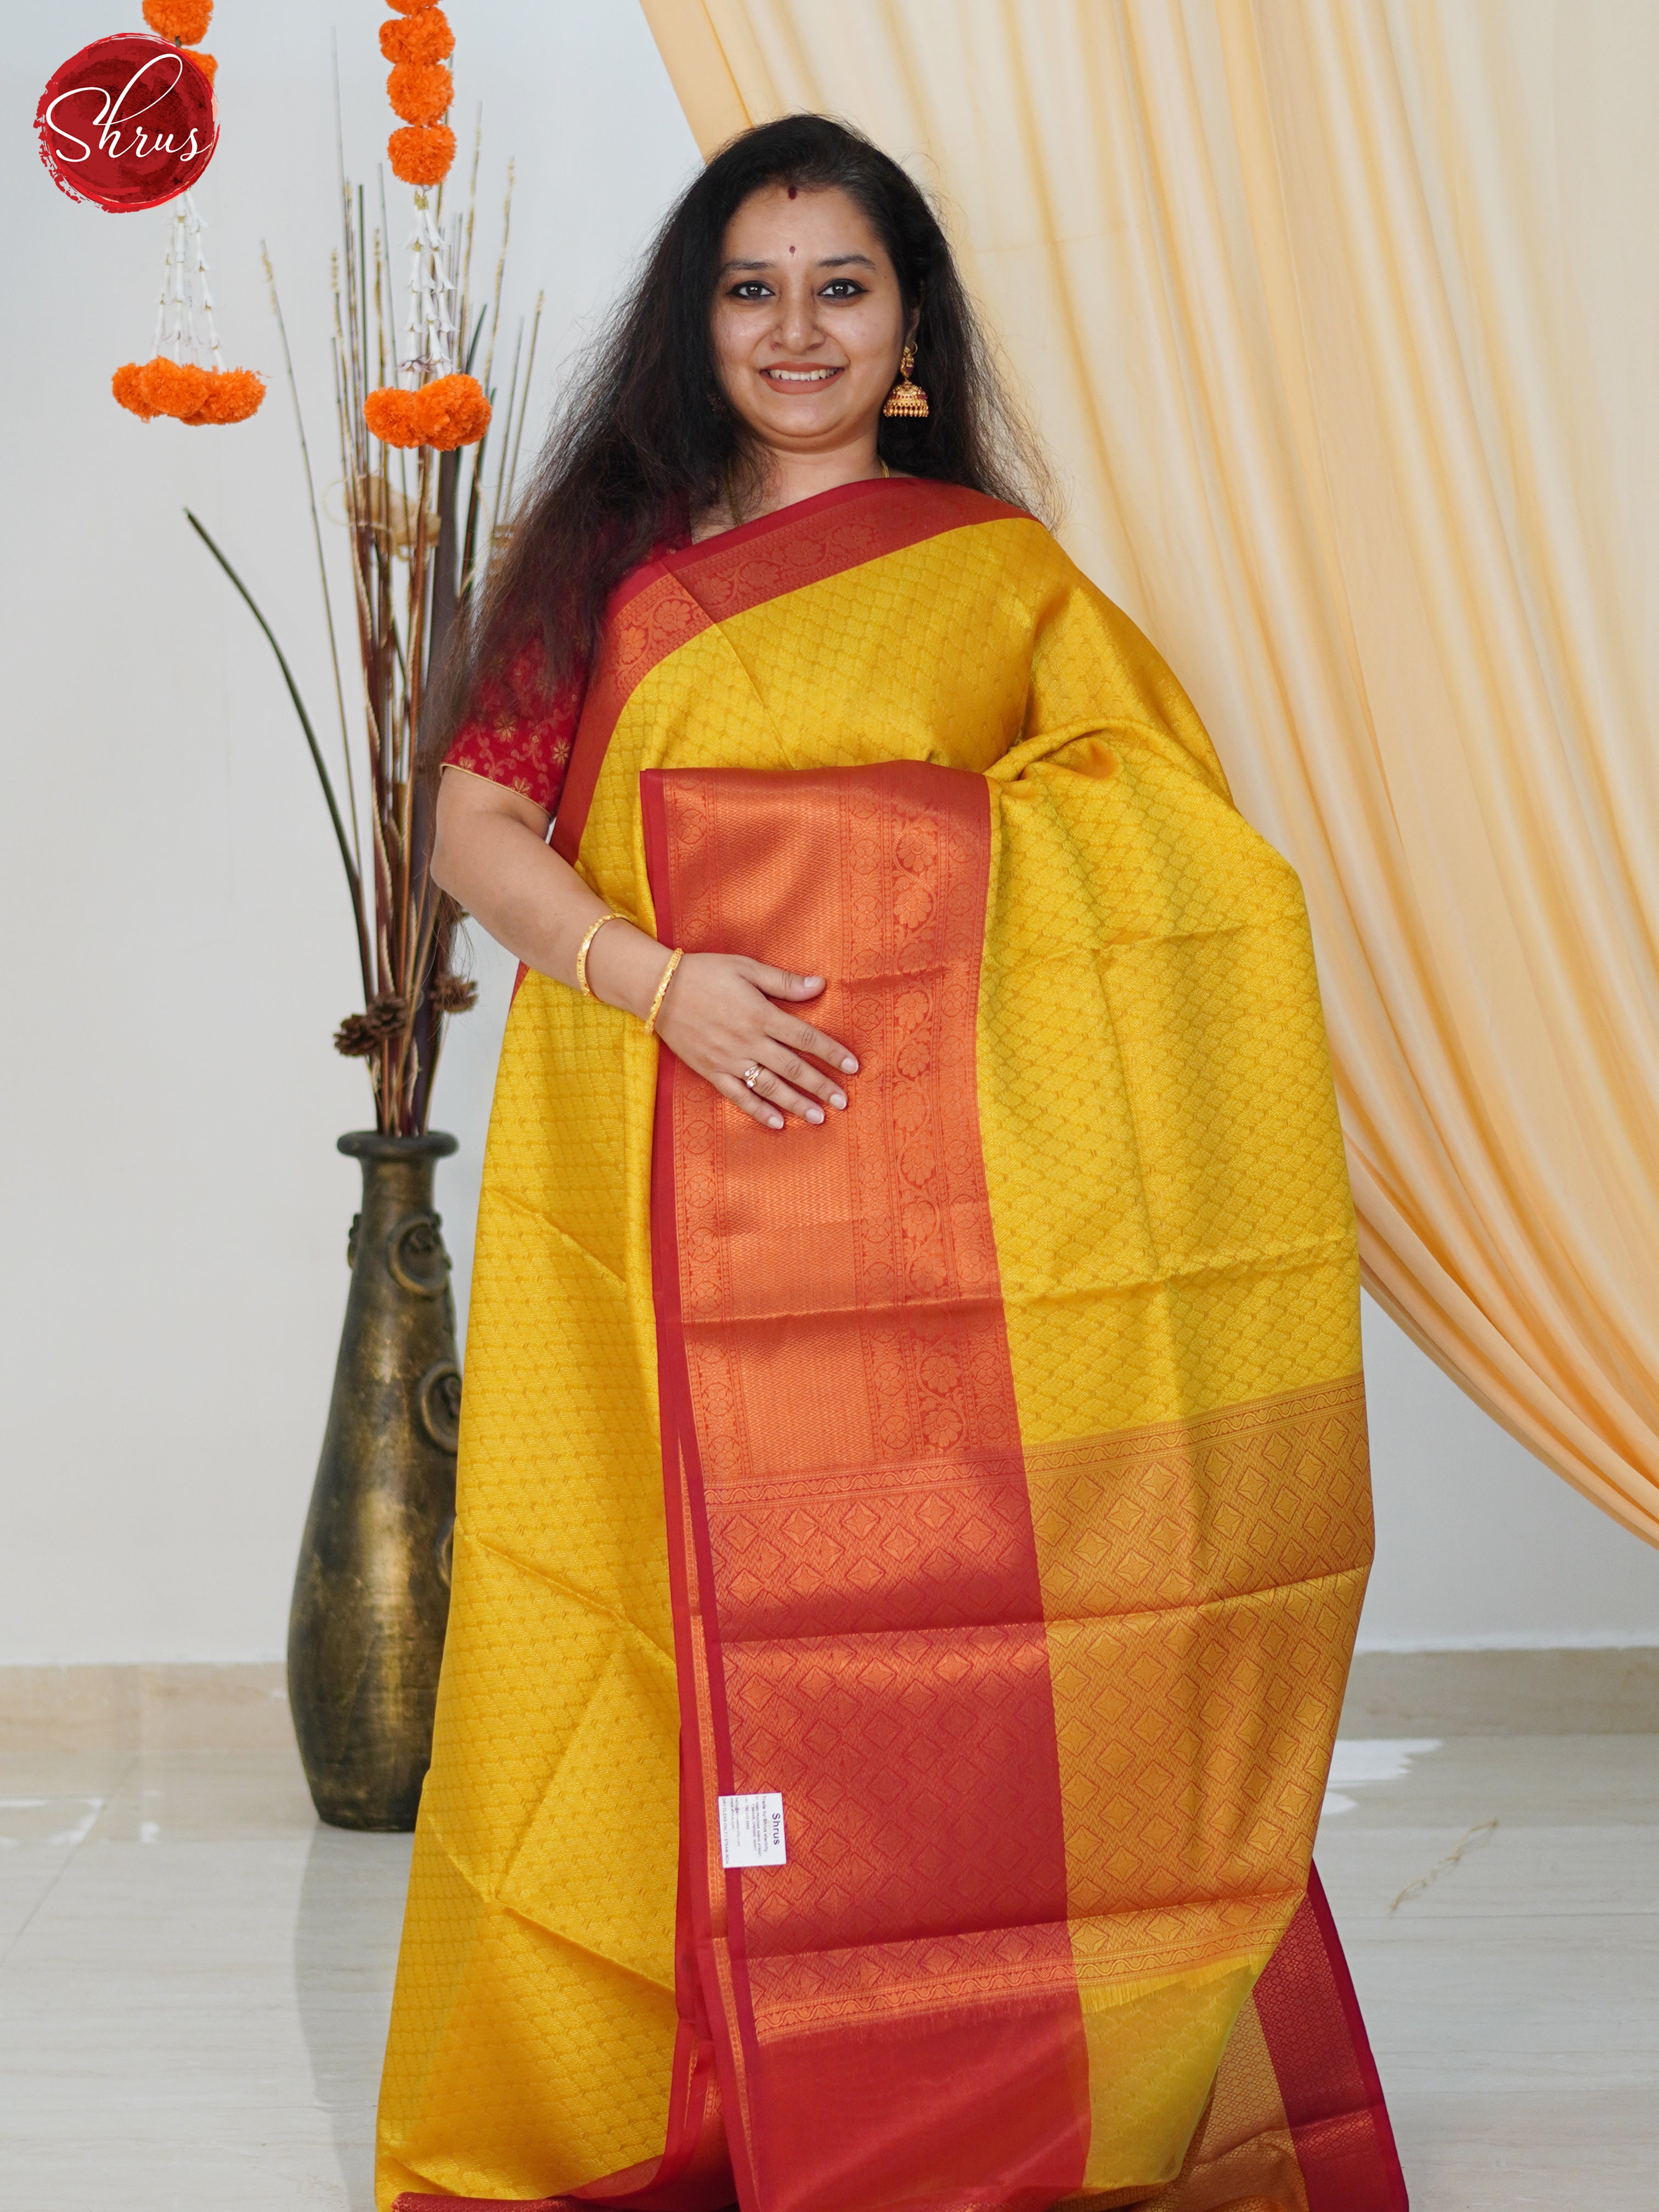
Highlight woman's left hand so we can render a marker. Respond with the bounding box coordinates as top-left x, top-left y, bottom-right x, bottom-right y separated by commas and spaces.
648, 950, 858, 1131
